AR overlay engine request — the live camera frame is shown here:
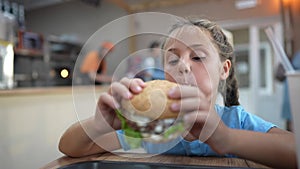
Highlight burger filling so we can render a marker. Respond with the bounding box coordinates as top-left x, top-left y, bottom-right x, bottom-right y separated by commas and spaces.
116, 109, 185, 148
123, 111, 185, 143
